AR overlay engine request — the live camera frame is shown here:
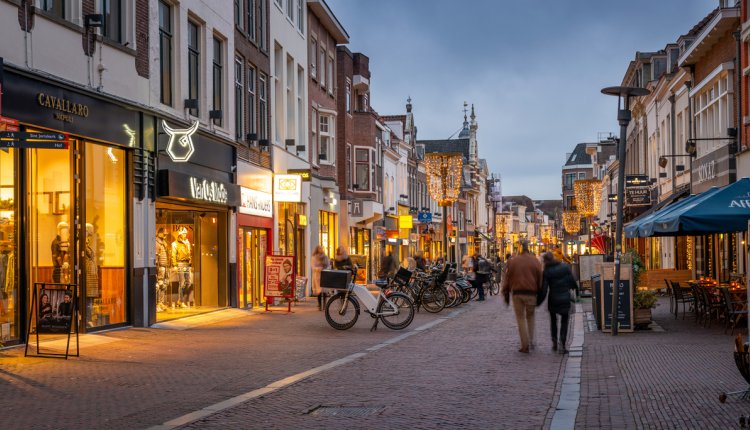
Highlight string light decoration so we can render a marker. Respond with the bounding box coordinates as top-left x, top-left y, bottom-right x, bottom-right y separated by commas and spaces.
573, 179, 603, 217
541, 226, 551, 243
425, 153, 464, 206
495, 213, 509, 235
563, 210, 581, 234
